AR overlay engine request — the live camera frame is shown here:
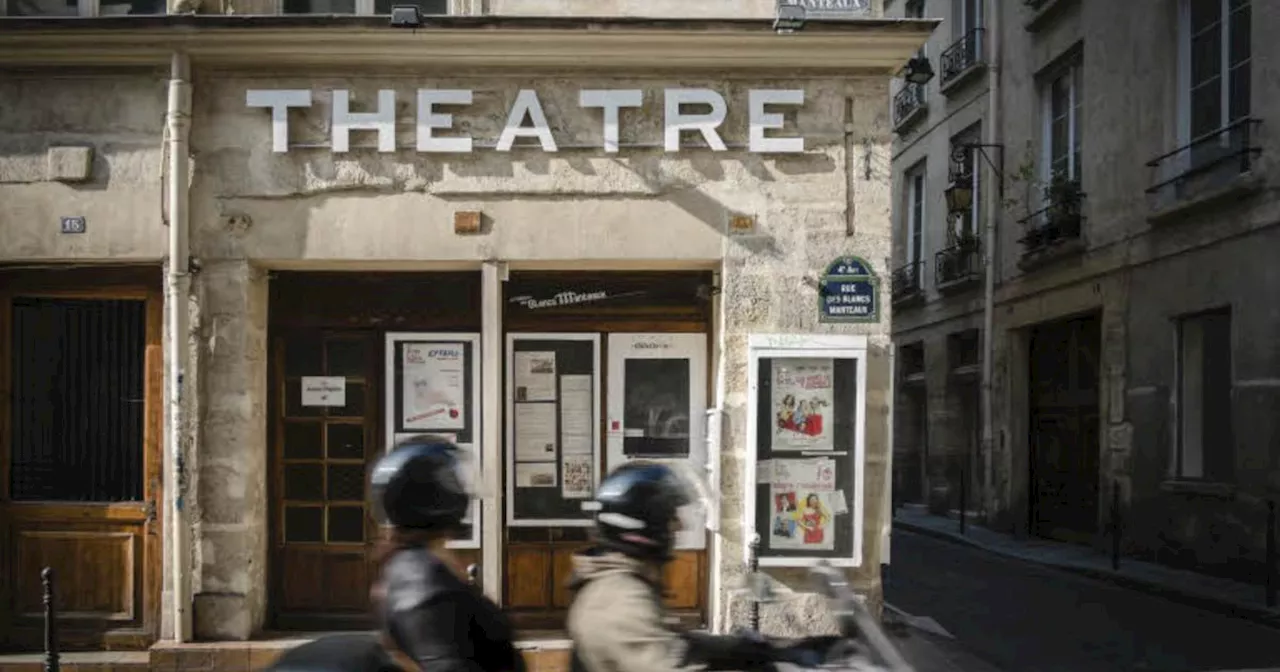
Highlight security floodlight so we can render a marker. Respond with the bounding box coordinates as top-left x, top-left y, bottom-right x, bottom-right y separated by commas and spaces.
774, 2, 806, 32
389, 4, 422, 28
